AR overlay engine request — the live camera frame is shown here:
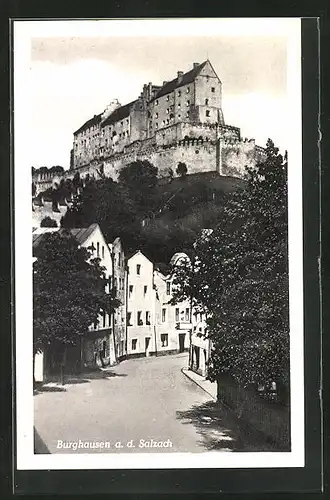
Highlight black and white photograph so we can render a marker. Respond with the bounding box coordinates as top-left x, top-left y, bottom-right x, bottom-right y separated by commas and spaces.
14, 18, 305, 471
